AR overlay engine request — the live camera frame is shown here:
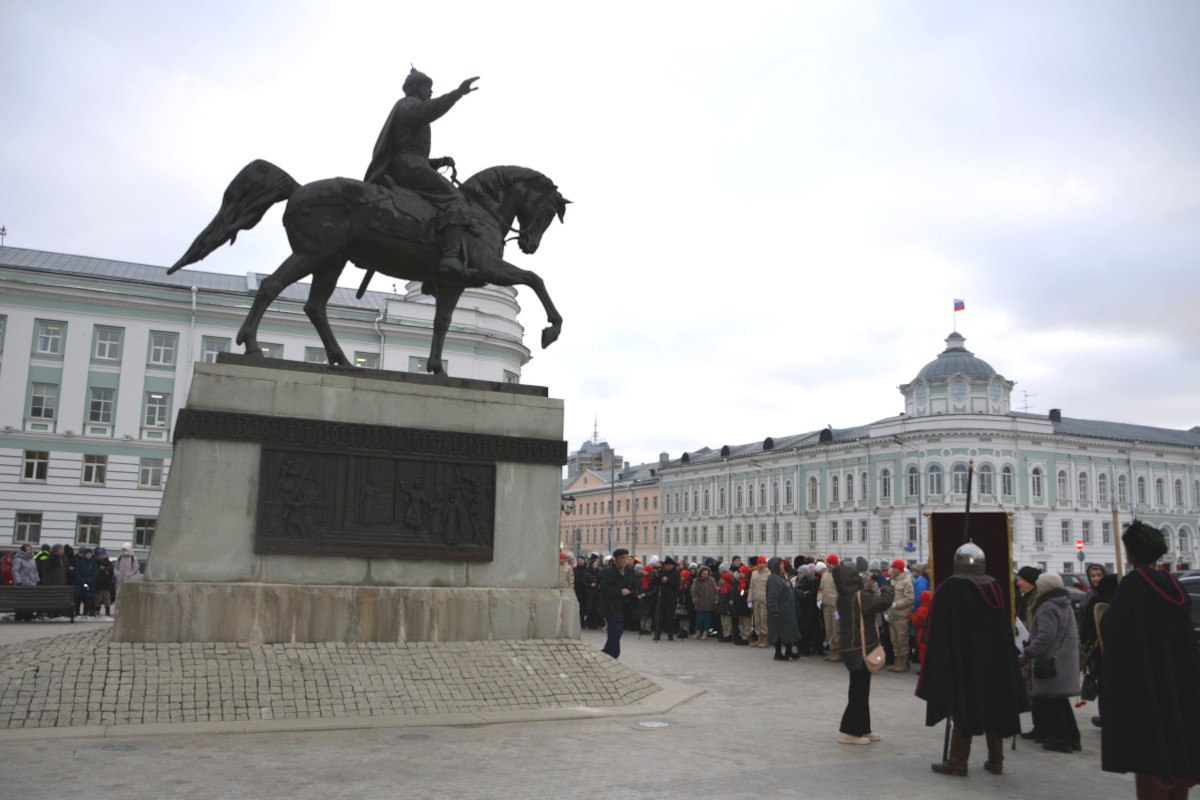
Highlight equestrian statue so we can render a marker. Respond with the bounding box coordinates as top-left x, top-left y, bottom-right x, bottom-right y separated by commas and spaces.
169, 68, 569, 375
